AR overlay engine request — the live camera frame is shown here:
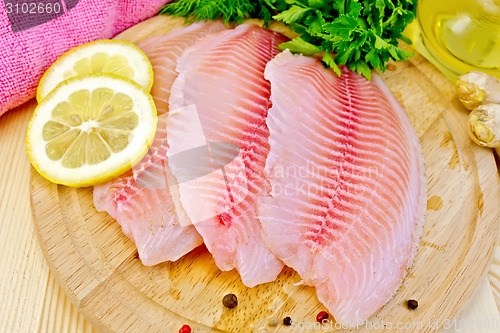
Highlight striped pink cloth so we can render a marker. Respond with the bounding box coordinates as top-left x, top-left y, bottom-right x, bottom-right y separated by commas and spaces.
0, 0, 170, 116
